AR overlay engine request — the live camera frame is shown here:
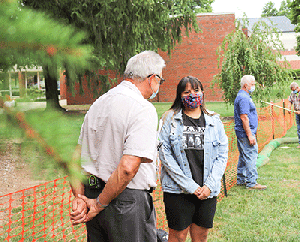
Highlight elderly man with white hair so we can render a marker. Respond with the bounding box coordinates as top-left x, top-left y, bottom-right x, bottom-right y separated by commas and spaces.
288, 81, 300, 148
70, 51, 166, 242
234, 75, 267, 190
